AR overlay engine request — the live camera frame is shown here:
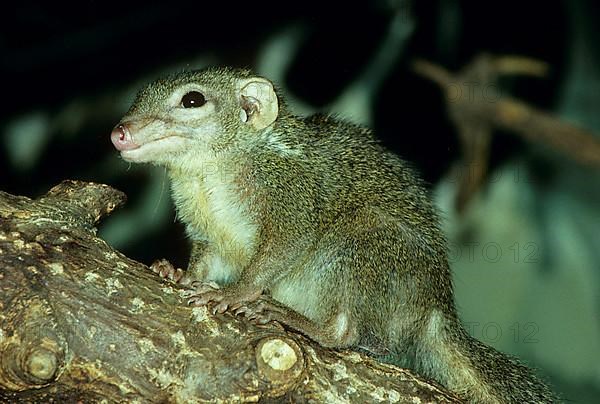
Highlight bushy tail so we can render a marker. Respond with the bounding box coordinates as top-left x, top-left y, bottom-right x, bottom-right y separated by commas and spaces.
415, 311, 557, 403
